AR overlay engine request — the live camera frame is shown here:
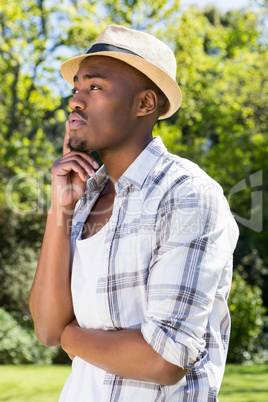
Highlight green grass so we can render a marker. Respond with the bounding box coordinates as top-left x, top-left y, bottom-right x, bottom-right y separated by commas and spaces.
0, 364, 267, 401
219, 364, 268, 401
0, 365, 71, 401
